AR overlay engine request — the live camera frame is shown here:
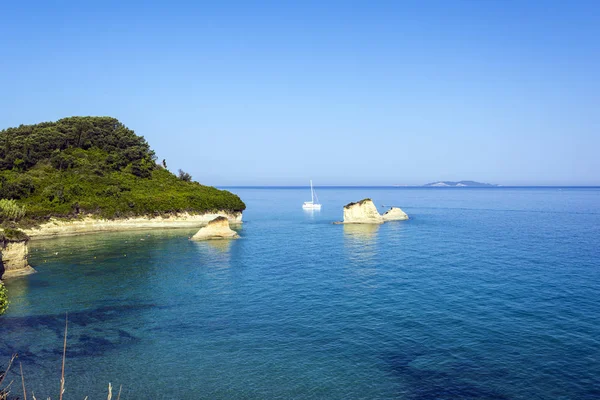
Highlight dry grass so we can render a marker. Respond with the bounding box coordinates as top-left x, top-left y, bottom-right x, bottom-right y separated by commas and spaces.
0, 354, 18, 400
1, 314, 122, 399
